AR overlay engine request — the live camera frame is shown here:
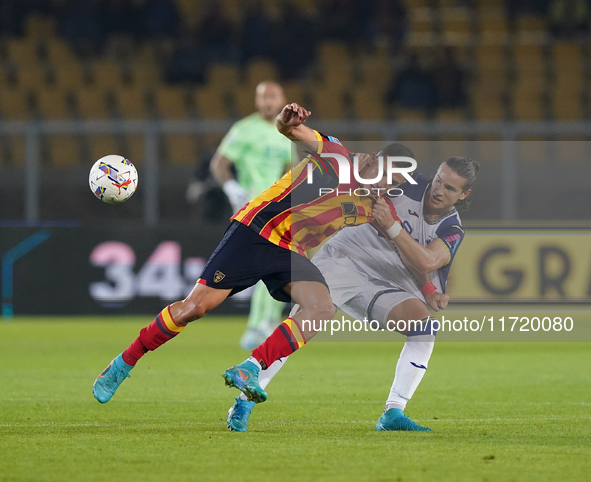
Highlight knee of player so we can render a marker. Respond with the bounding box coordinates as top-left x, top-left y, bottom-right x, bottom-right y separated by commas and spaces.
181, 298, 210, 321
315, 300, 336, 320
